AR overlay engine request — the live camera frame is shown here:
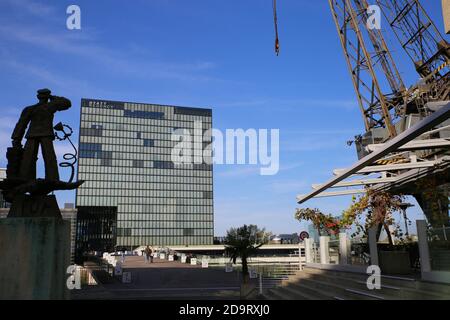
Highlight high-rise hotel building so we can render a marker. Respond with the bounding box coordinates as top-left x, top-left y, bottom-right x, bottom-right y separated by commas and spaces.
76, 99, 213, 254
